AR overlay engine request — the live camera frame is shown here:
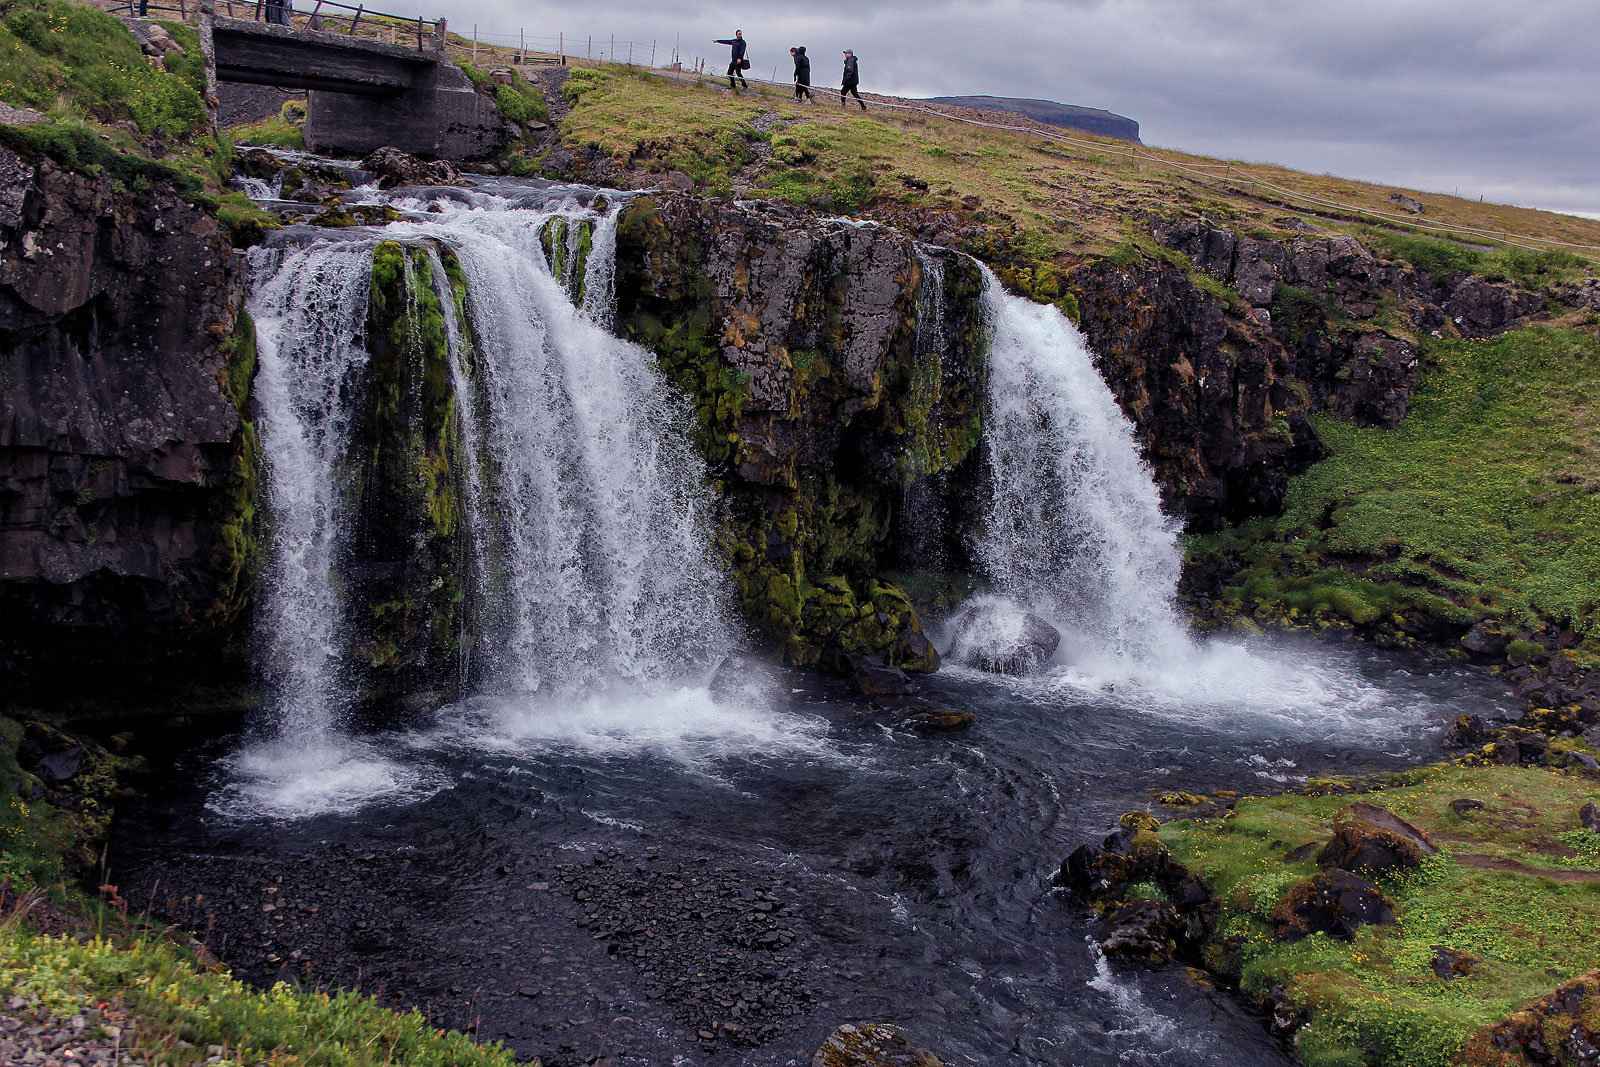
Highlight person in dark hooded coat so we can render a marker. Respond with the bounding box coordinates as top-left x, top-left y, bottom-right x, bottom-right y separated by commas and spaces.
790, 46, 814, 102
840, 49, 866, 110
